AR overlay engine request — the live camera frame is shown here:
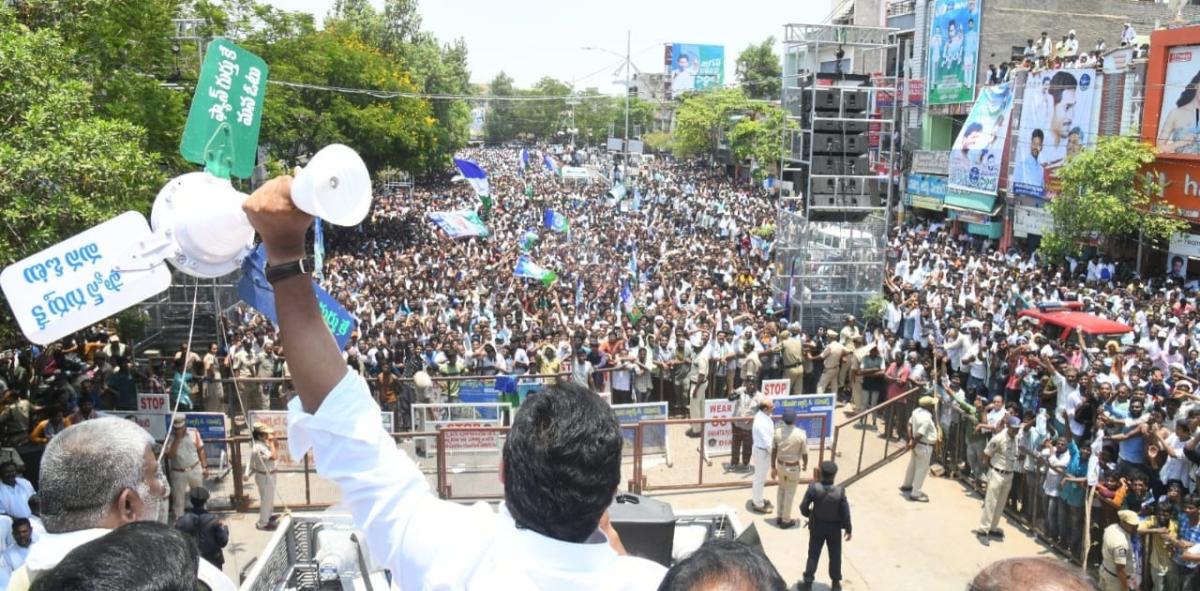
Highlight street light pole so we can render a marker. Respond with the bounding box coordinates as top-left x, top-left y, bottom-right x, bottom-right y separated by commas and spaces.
624, 30, 631, 166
